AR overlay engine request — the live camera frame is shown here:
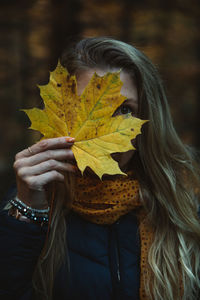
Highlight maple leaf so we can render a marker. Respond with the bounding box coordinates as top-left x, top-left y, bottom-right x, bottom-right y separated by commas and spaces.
23, 61, 147, 179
